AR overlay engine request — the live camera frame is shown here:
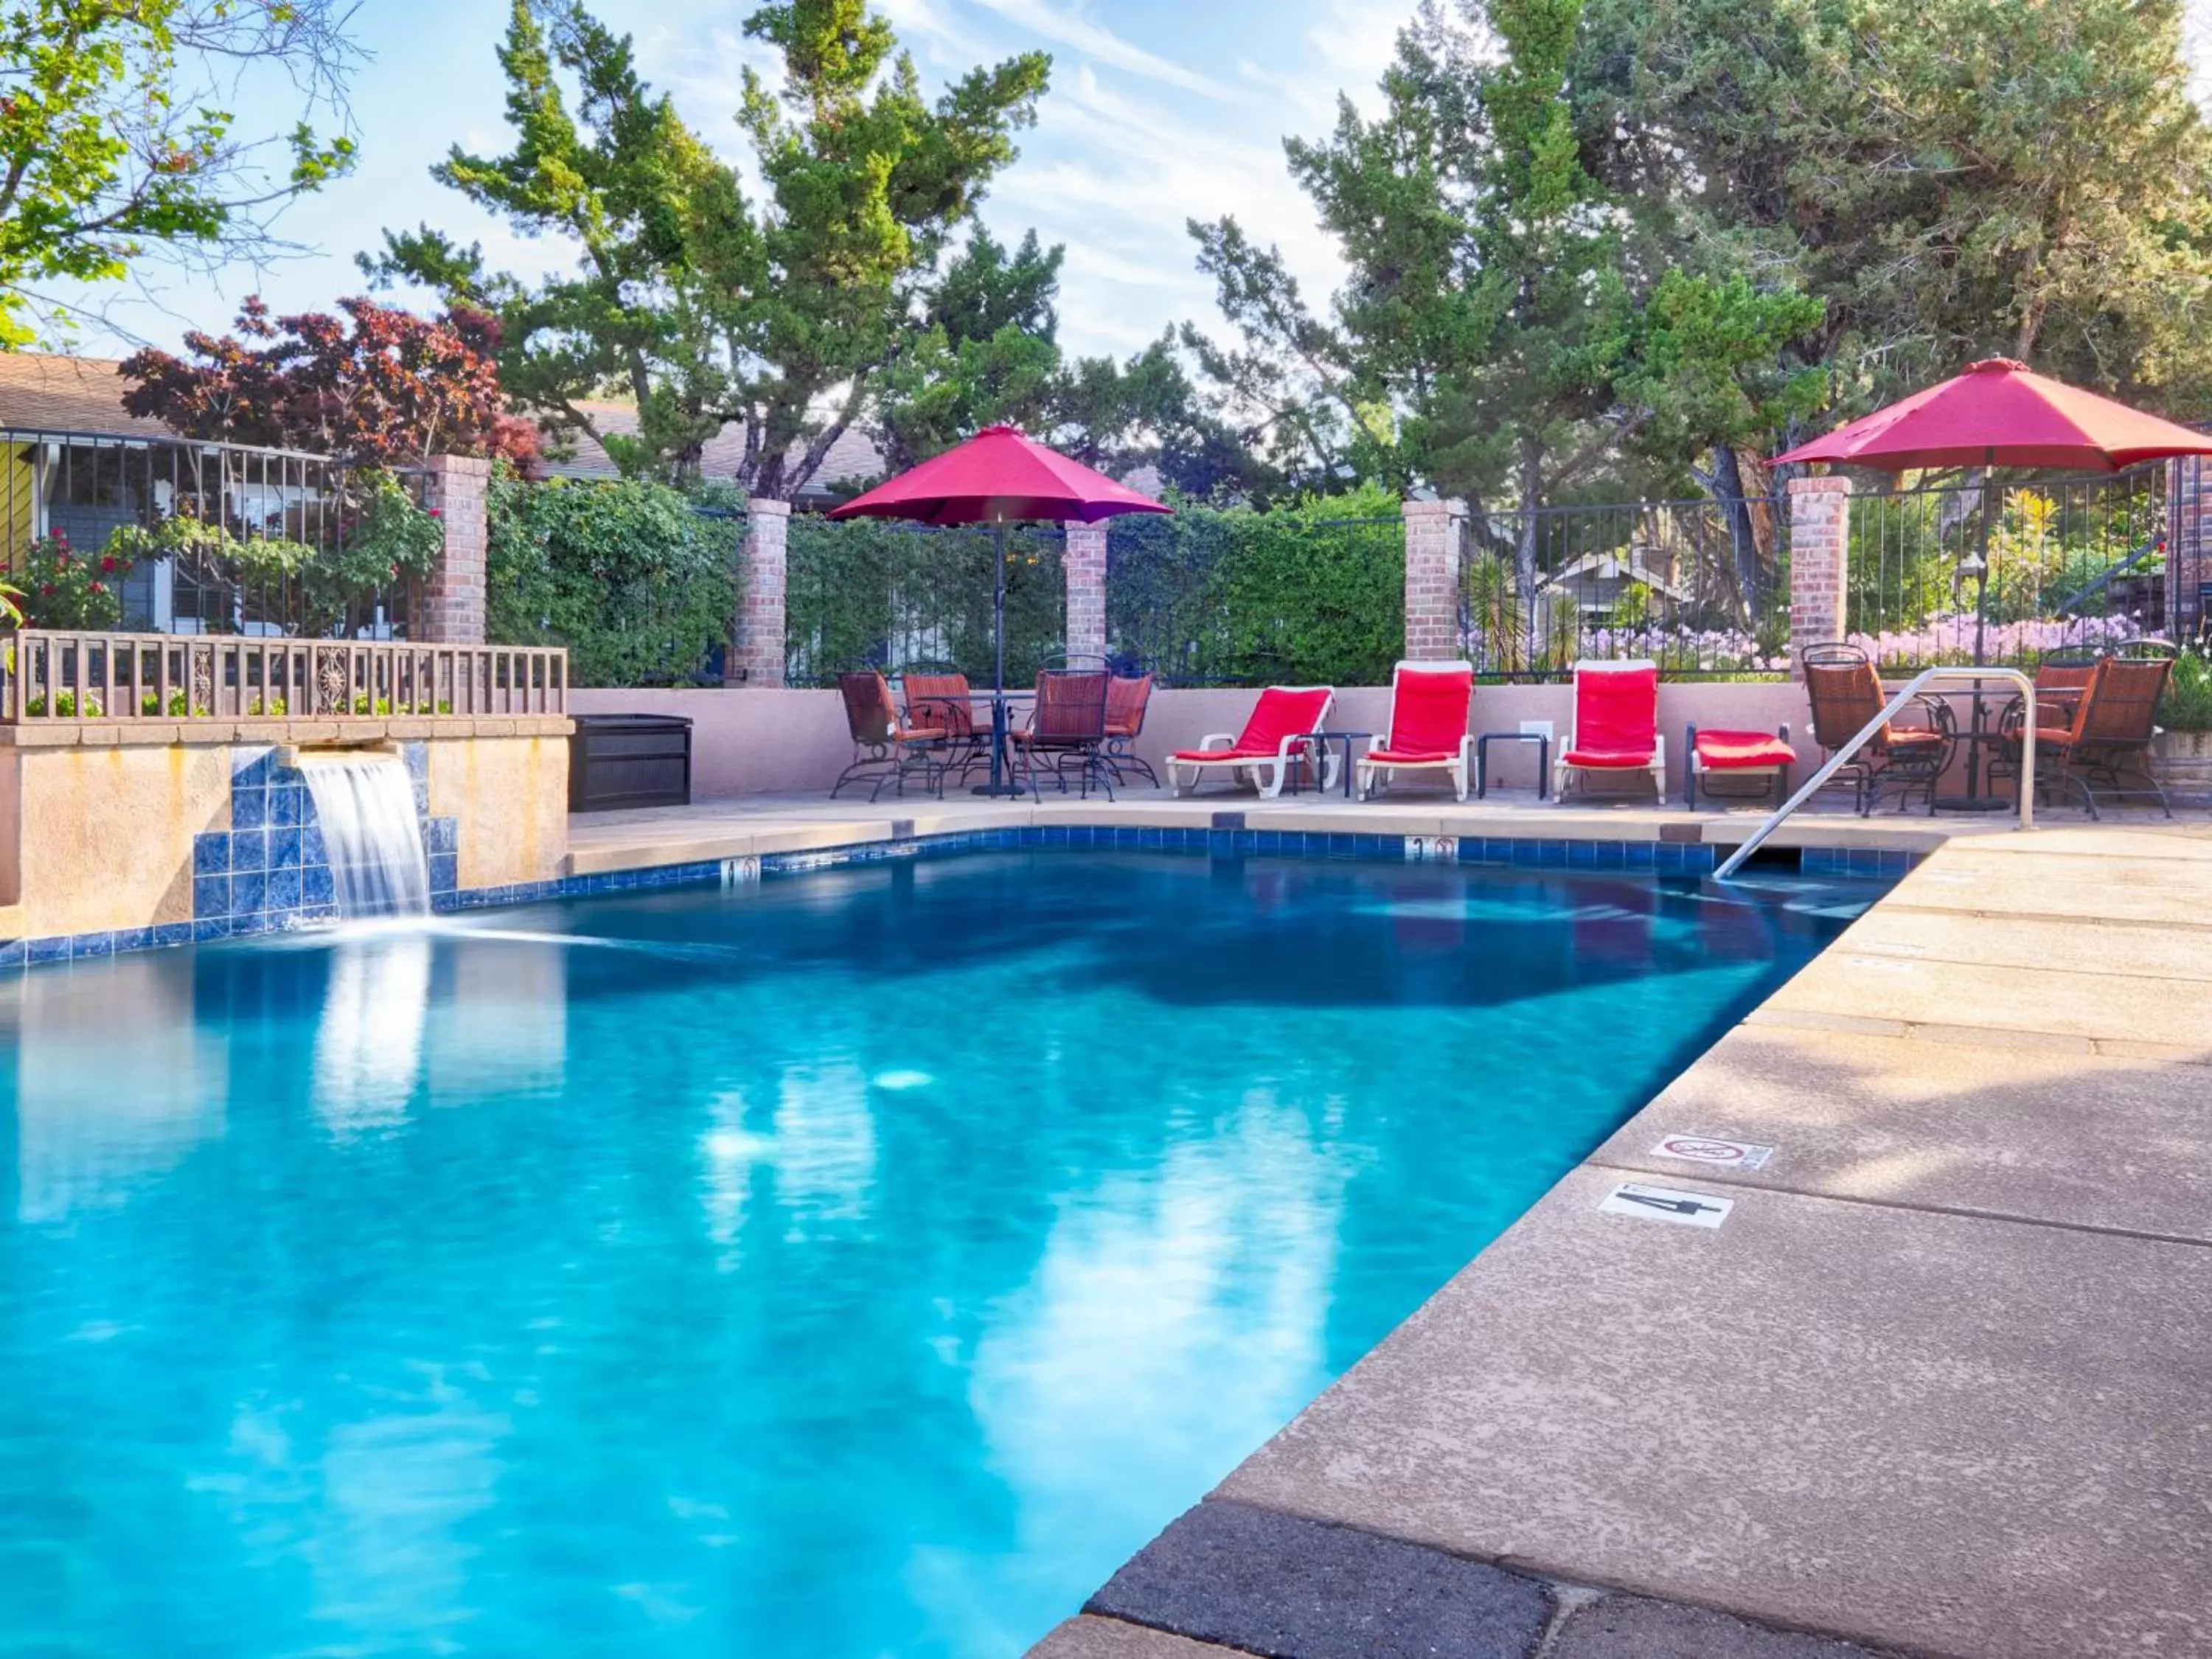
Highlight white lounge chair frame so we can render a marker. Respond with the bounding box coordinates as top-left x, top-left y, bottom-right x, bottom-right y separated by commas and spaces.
1356, 659, 1476, 801
1165, 686, 1337, 799
1551, 658, 1667, 802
